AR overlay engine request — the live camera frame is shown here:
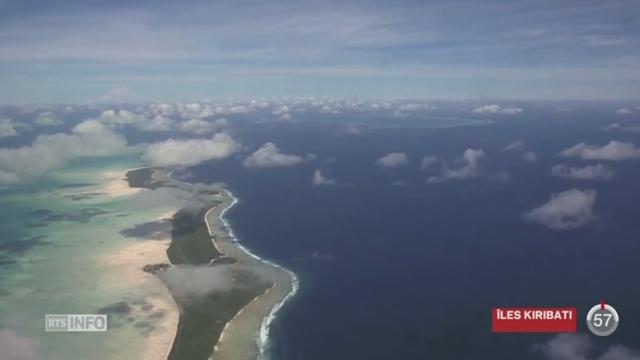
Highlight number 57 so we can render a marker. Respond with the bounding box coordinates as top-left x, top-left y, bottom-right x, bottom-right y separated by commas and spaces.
593, 313, 612, 327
